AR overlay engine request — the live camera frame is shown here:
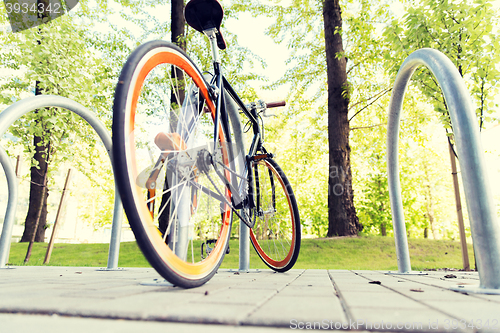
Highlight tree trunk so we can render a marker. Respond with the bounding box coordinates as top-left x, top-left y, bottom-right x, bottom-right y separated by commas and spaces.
449, 141, 470, 271
380, 223, 387, 236
20, 138, 49, 242
323, 0, 362, 236
171, 0, 186, 51
159, 0, 187, 236
20, 82, 50, 242
169, 0, 186, 131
